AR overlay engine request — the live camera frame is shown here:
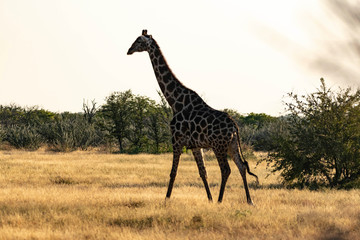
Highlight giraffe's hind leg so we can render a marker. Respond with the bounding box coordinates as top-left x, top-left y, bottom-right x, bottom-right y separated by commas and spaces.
192, 148, 213, 201
229, 138, 254, 205
213, 149, 231, 203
